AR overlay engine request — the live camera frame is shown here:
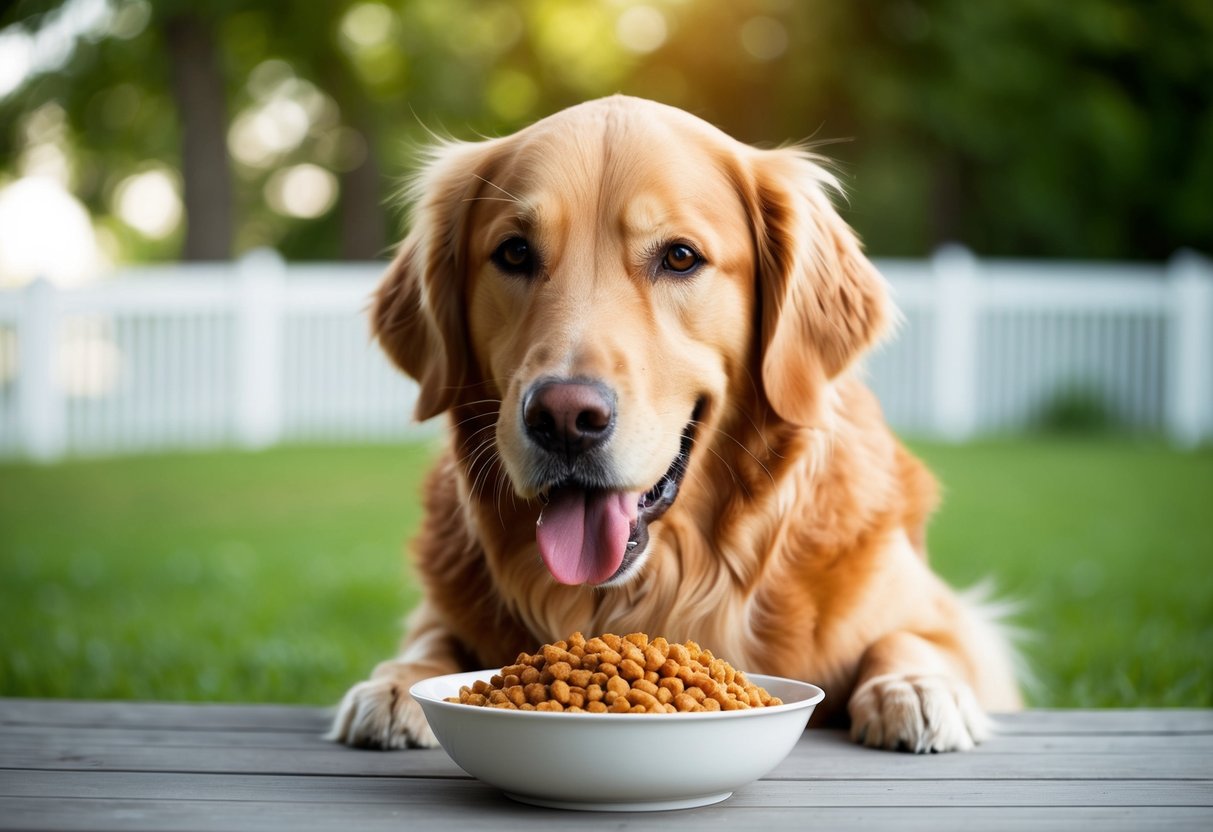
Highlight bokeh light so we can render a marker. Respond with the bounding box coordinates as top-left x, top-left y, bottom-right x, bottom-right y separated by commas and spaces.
265, 163, 338, 219
16, 103, 72, 184
113, 169, 183, 240
740, 16, 788, 61
338, 2, 405, 88
17, 142, 71, 186
107, 0, 151, 41
246, 59, 295, 100
615, 5, 668, 54
229, 62, 338, 172
487, 68, 539, 122
0, 29, 34, 98
0, 178, 98, 287
0, 0, 111, 101
339, 3, 396, 50
228, 98, 310, 168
